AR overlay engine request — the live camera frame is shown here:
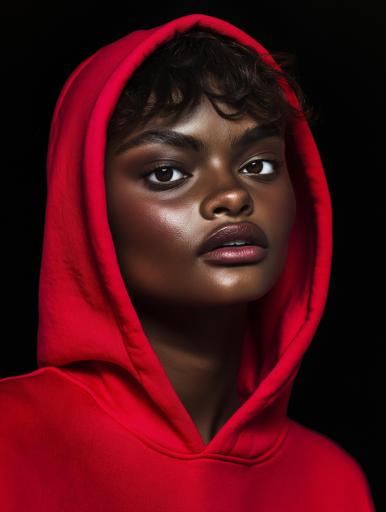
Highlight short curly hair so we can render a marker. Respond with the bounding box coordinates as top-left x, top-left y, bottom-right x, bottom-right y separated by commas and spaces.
106, 24, 318, 147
